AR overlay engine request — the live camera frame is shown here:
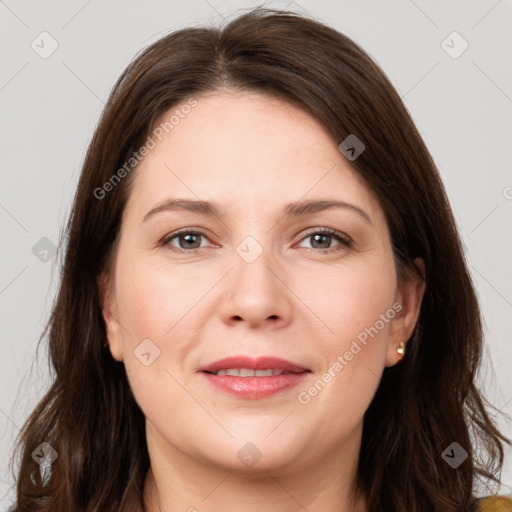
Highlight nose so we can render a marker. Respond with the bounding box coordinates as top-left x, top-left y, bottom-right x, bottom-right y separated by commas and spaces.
218, 242, 293, 330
